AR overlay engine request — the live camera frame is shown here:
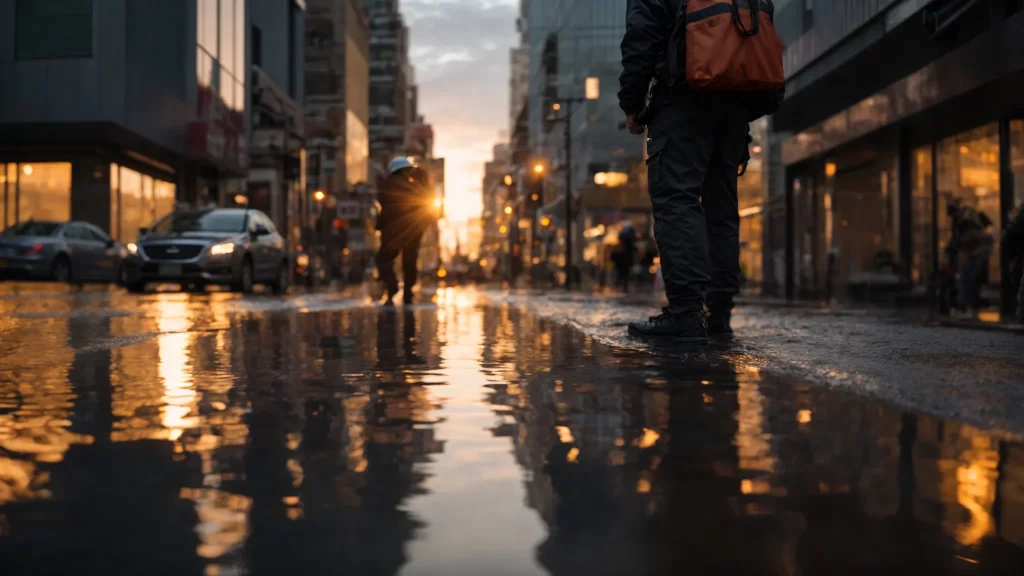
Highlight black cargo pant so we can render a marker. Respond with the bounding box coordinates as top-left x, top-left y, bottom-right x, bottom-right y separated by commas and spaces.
376, 222, 425, 294
646, 89, 748, 316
